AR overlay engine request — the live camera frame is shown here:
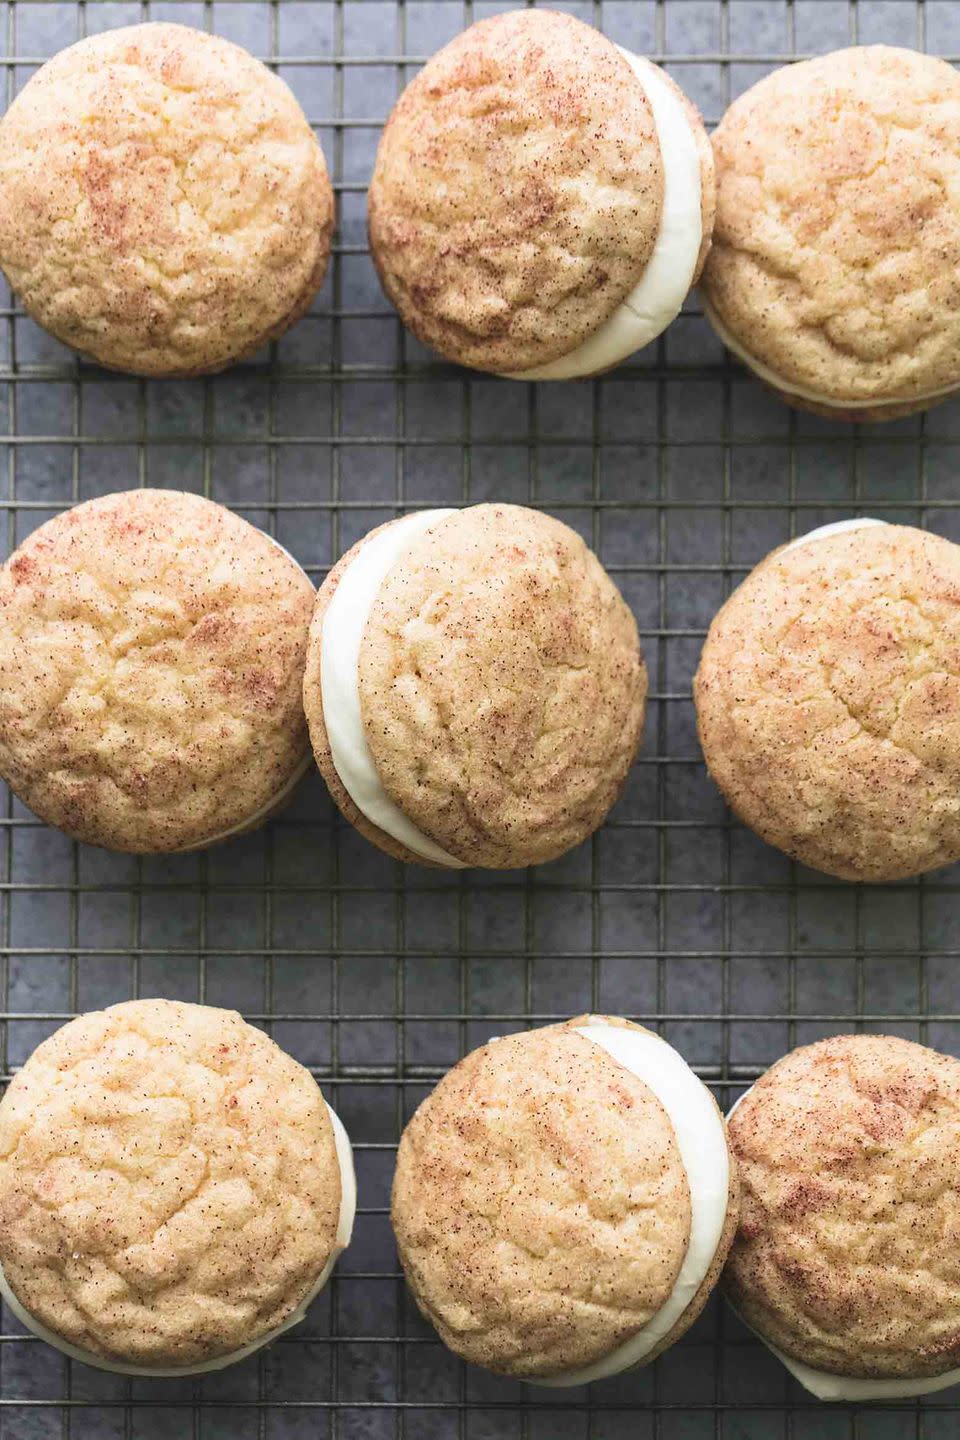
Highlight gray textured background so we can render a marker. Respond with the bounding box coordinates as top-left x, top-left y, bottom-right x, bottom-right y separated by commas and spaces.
2, 0, 960, 1435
